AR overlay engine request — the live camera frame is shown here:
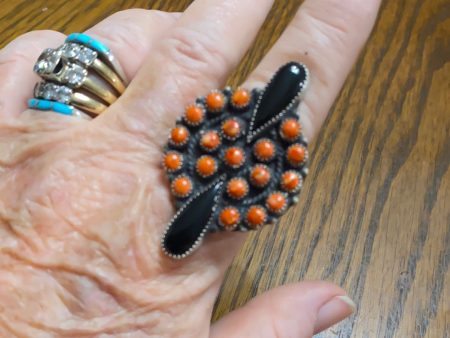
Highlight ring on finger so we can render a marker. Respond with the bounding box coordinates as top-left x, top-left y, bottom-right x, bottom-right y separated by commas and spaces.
30, 33, 127, 117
